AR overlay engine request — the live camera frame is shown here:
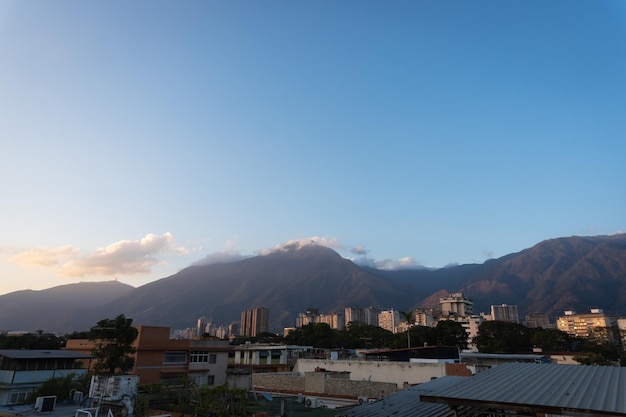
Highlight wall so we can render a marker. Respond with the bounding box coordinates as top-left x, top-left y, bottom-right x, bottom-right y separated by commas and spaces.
252, 371, 398, 399
294, 359, 449, 387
